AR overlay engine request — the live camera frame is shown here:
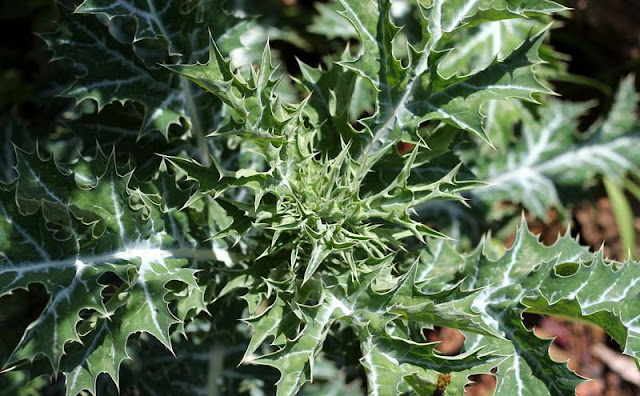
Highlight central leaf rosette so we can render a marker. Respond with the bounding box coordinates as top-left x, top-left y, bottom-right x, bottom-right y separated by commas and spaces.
162, 40, 478, 284
169, 117, 465, 283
